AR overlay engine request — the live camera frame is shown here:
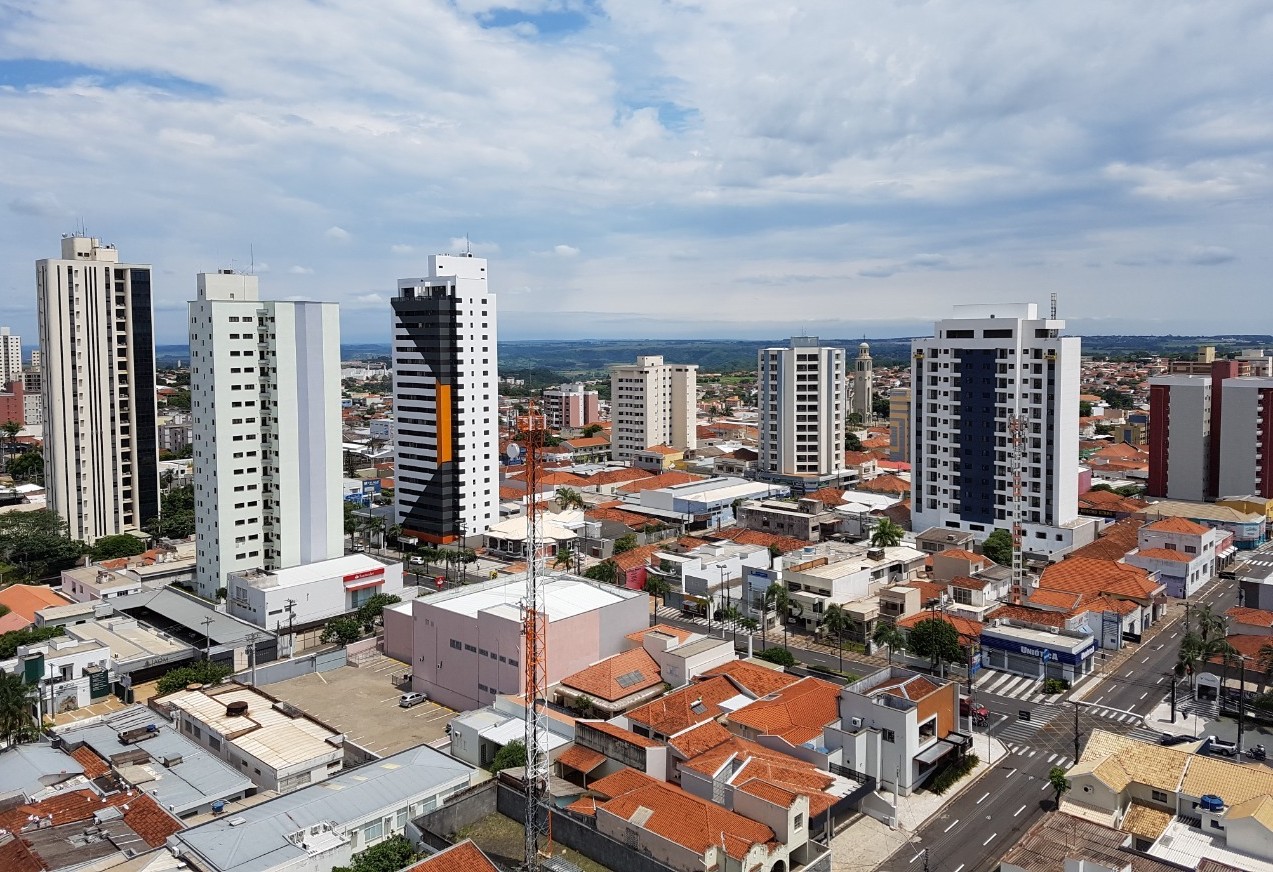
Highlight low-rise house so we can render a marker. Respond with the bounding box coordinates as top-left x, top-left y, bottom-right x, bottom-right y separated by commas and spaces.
737, 496, 840, 541
633, 444, 684, 472
408, 840, 500, 872
726, 676, 843, 757
914, 527, 976, 555
1125, 517, 1230, 598
482, 511, 580, 558
0, 583, 71, 621
159, 684, 344, 793
226, 553, 405, 630
168, 745, 477, 872
1142, 498, 1267, 551
449, 703, 572, 770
